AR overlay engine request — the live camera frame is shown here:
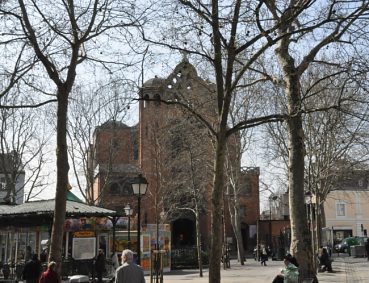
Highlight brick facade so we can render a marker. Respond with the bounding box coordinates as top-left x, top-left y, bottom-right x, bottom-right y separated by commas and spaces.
88, 59, 260, 252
